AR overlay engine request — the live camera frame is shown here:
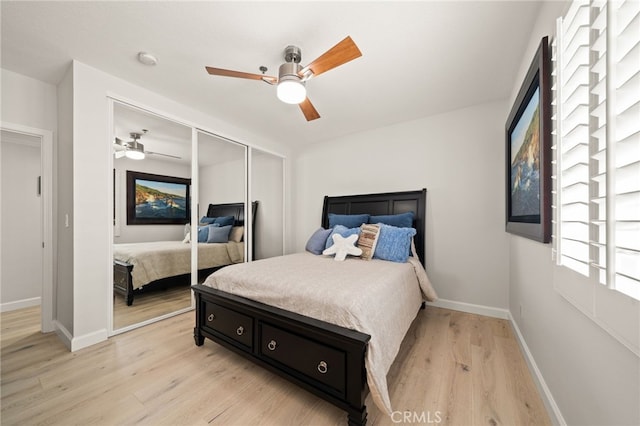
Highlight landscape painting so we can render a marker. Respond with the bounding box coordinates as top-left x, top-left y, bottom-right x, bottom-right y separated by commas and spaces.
510, 86, 540, 217
505, 36, 551, 243
127, 171, 190, 225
